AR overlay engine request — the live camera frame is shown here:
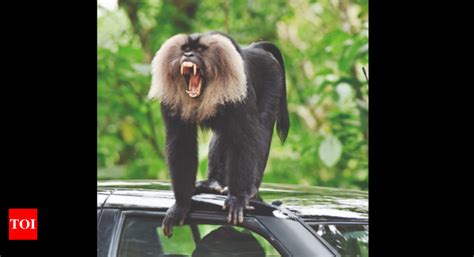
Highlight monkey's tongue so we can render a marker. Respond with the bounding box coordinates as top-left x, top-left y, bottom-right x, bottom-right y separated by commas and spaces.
186, 74, 202, 98
191, 74, 200, 88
